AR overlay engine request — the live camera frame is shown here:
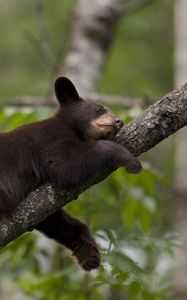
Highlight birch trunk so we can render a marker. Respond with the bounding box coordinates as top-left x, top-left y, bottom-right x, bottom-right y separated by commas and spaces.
173, 0, 187, 299
59, 0, 122, 95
